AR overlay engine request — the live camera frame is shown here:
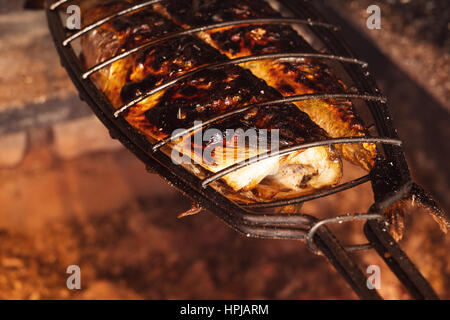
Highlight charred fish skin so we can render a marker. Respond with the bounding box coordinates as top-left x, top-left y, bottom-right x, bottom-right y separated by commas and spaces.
79, 1, 342, 200
81, 3, 326, 143
81, 2, 226, 108
162, 0, 376, 171
145, 66, 329, 146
